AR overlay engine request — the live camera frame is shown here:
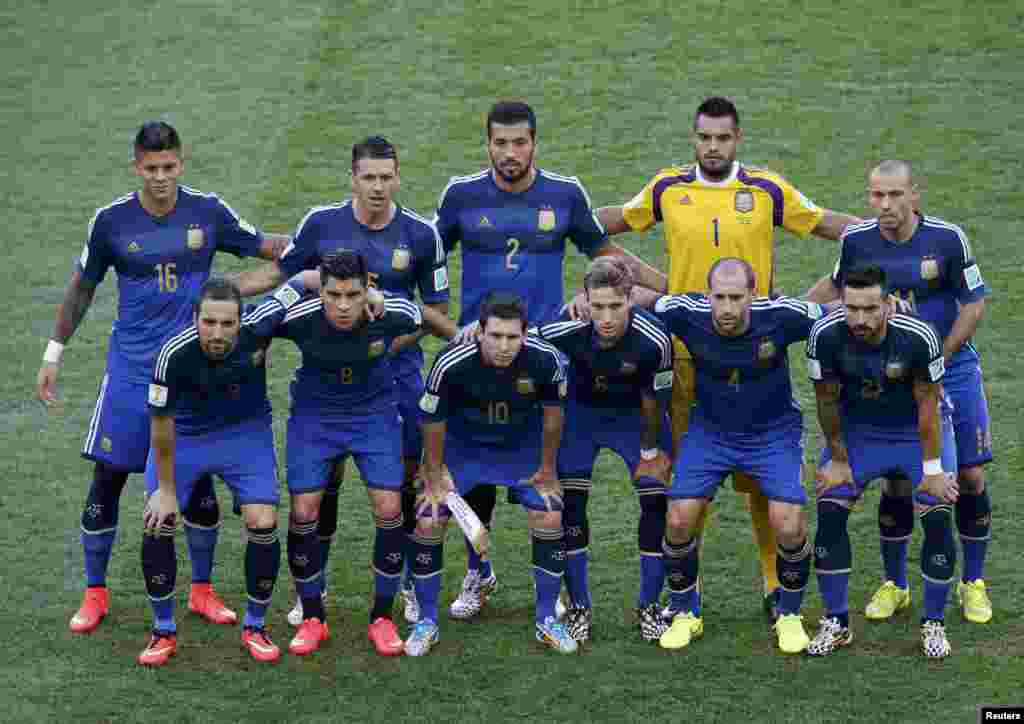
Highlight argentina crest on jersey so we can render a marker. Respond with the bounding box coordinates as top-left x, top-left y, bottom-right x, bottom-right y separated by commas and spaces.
920, 256, 940, 282
885, 357, 906, 380
537, 207, 556, 231
735, 189, 754, 213
368, 340, 386, 358
757, 337, 776, 363
516, 376, 535, 395
391, 246, 411, 271
186, 225, 205, 250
